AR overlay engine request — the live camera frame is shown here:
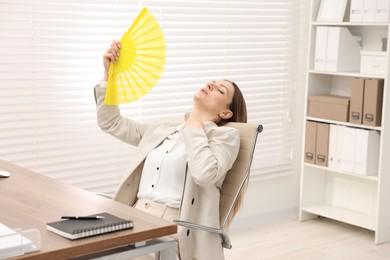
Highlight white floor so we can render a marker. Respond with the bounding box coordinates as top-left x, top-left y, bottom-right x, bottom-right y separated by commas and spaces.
225, 216, 390, 260
133, 215, 390, 260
